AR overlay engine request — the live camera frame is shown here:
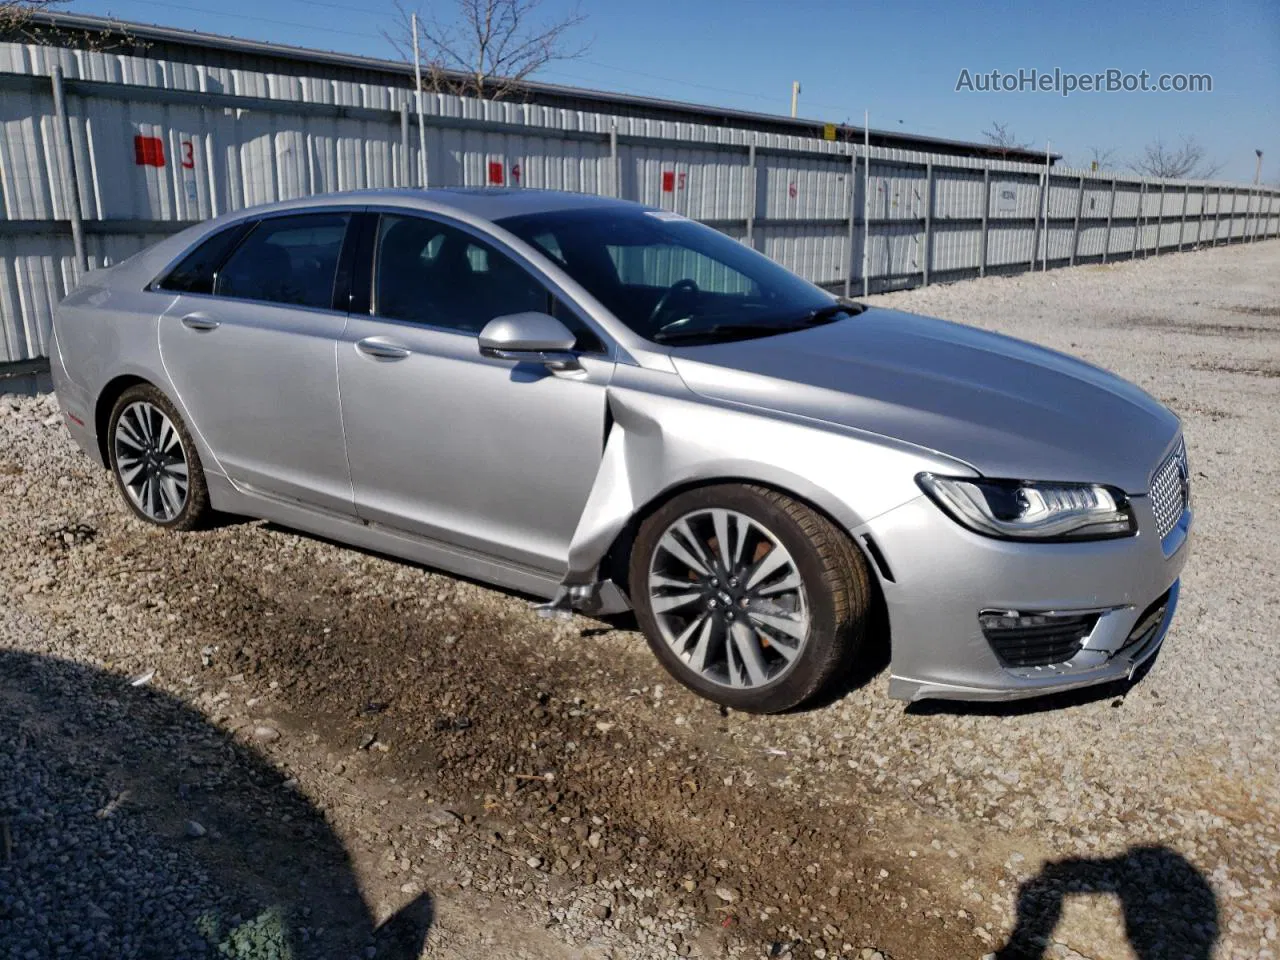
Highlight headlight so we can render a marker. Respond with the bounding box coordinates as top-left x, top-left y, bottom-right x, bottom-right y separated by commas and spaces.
916, 473, 1135, 541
